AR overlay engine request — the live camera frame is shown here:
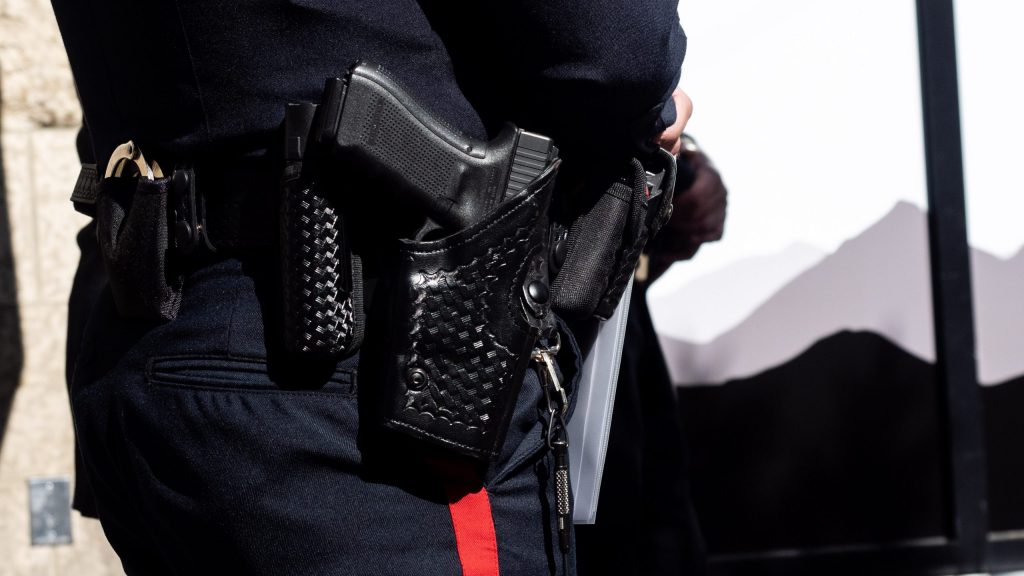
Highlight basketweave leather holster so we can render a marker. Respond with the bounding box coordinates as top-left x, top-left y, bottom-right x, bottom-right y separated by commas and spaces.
372, 162, 560, 460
